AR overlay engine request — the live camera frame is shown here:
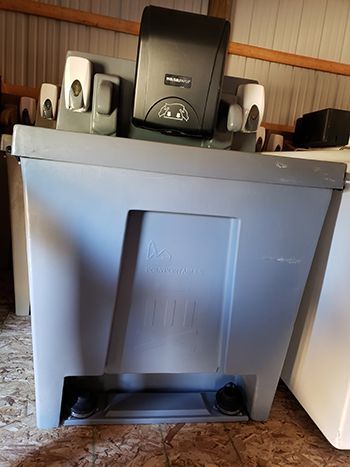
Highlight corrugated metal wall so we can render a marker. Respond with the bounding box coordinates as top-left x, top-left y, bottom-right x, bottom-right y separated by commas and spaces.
1, 0, 350, 125
227, 0, 350, 125
0, 0, 208, 87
